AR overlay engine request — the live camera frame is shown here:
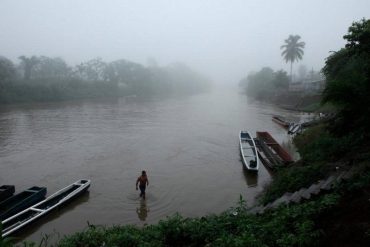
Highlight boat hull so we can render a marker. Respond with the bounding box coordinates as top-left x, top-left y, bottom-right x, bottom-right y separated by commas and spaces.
239, 131, 259, 171
0, 187, 46, 221
1, 179, 90, 237
256, 131, 293, 164
272, 116, 290, 128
